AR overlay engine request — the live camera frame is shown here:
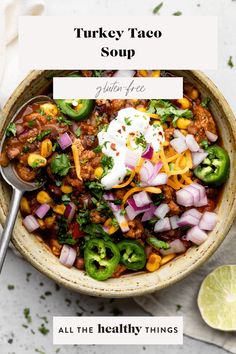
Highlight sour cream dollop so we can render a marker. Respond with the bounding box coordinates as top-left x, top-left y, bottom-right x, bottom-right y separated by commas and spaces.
98, 107, 164, 189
